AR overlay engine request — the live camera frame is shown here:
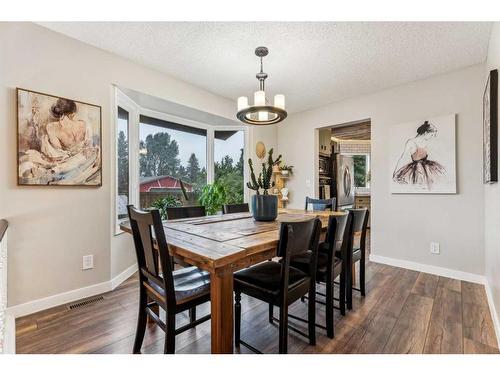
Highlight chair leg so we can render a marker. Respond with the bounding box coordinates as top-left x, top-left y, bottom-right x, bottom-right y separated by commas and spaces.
133, 287, 148, 354
235, 291, 241, 347
164, 312, 176, 354
278, 305, 288, 354
308, 288, 316, 345
189, 307, 196, 323
360, 257, 366, 297
326, 275, 334, 338
268, 303, 273, 323
339, 270, 346, 316
346, 260, 353, 310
